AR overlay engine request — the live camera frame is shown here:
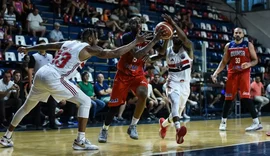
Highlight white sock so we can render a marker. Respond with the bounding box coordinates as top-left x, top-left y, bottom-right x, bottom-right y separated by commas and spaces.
174, 121, 180, 129
77, 132, 85, 141
221, 118, 227, 123
131, 117, 139, 125
253, 118, 259, 124
4, 130, 13, 139
162, 118, 171, 127
103, 125, 109, 130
